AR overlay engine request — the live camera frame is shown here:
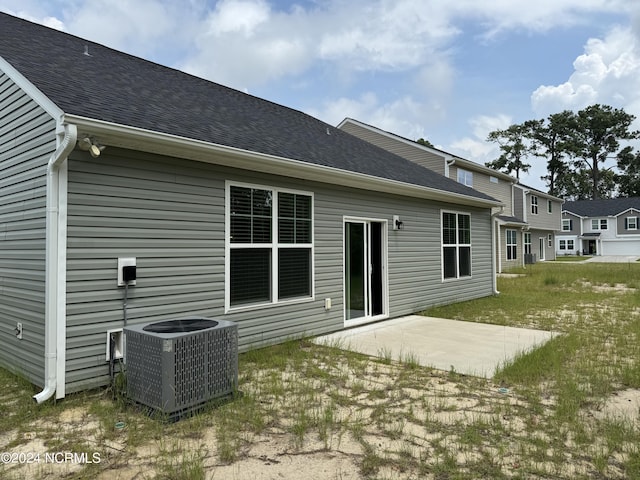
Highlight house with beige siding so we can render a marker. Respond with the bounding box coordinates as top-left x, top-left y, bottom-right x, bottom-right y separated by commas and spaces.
0, 13, 502, 401
338, 118, 564, 272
